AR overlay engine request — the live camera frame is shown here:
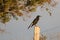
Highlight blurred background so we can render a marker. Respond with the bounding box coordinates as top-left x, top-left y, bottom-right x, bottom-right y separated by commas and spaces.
0, 0, 60, 40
